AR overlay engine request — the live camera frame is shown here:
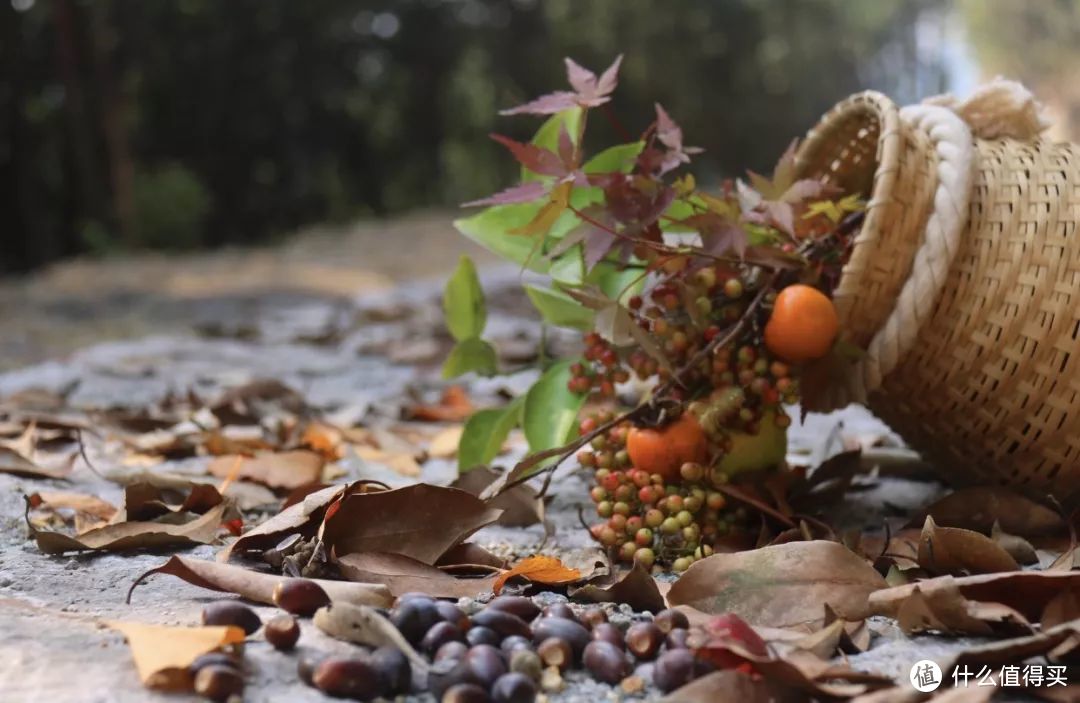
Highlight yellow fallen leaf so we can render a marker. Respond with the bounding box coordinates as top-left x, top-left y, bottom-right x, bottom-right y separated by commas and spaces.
493, 555, 582, 595
428, 425, 465, 459
107, 621, 245, 690
28, 491, 117, 521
